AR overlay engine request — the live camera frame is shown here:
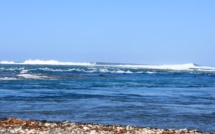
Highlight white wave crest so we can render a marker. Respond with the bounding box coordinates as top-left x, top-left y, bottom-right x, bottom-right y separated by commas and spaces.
0, 77, 17, 80
22, 59, 95, 66
1, 60, 215, 72
112, 70, 133, 74
17, 74, 48, 79
96, 68, 132, 74
0, 67, 25, 71
0, 61, 15, 64
0, 59, 95, 66
20, 69, 28, 74
146, 71, 156, 74
115, 63, 215, 71
116, 63, 197, 70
